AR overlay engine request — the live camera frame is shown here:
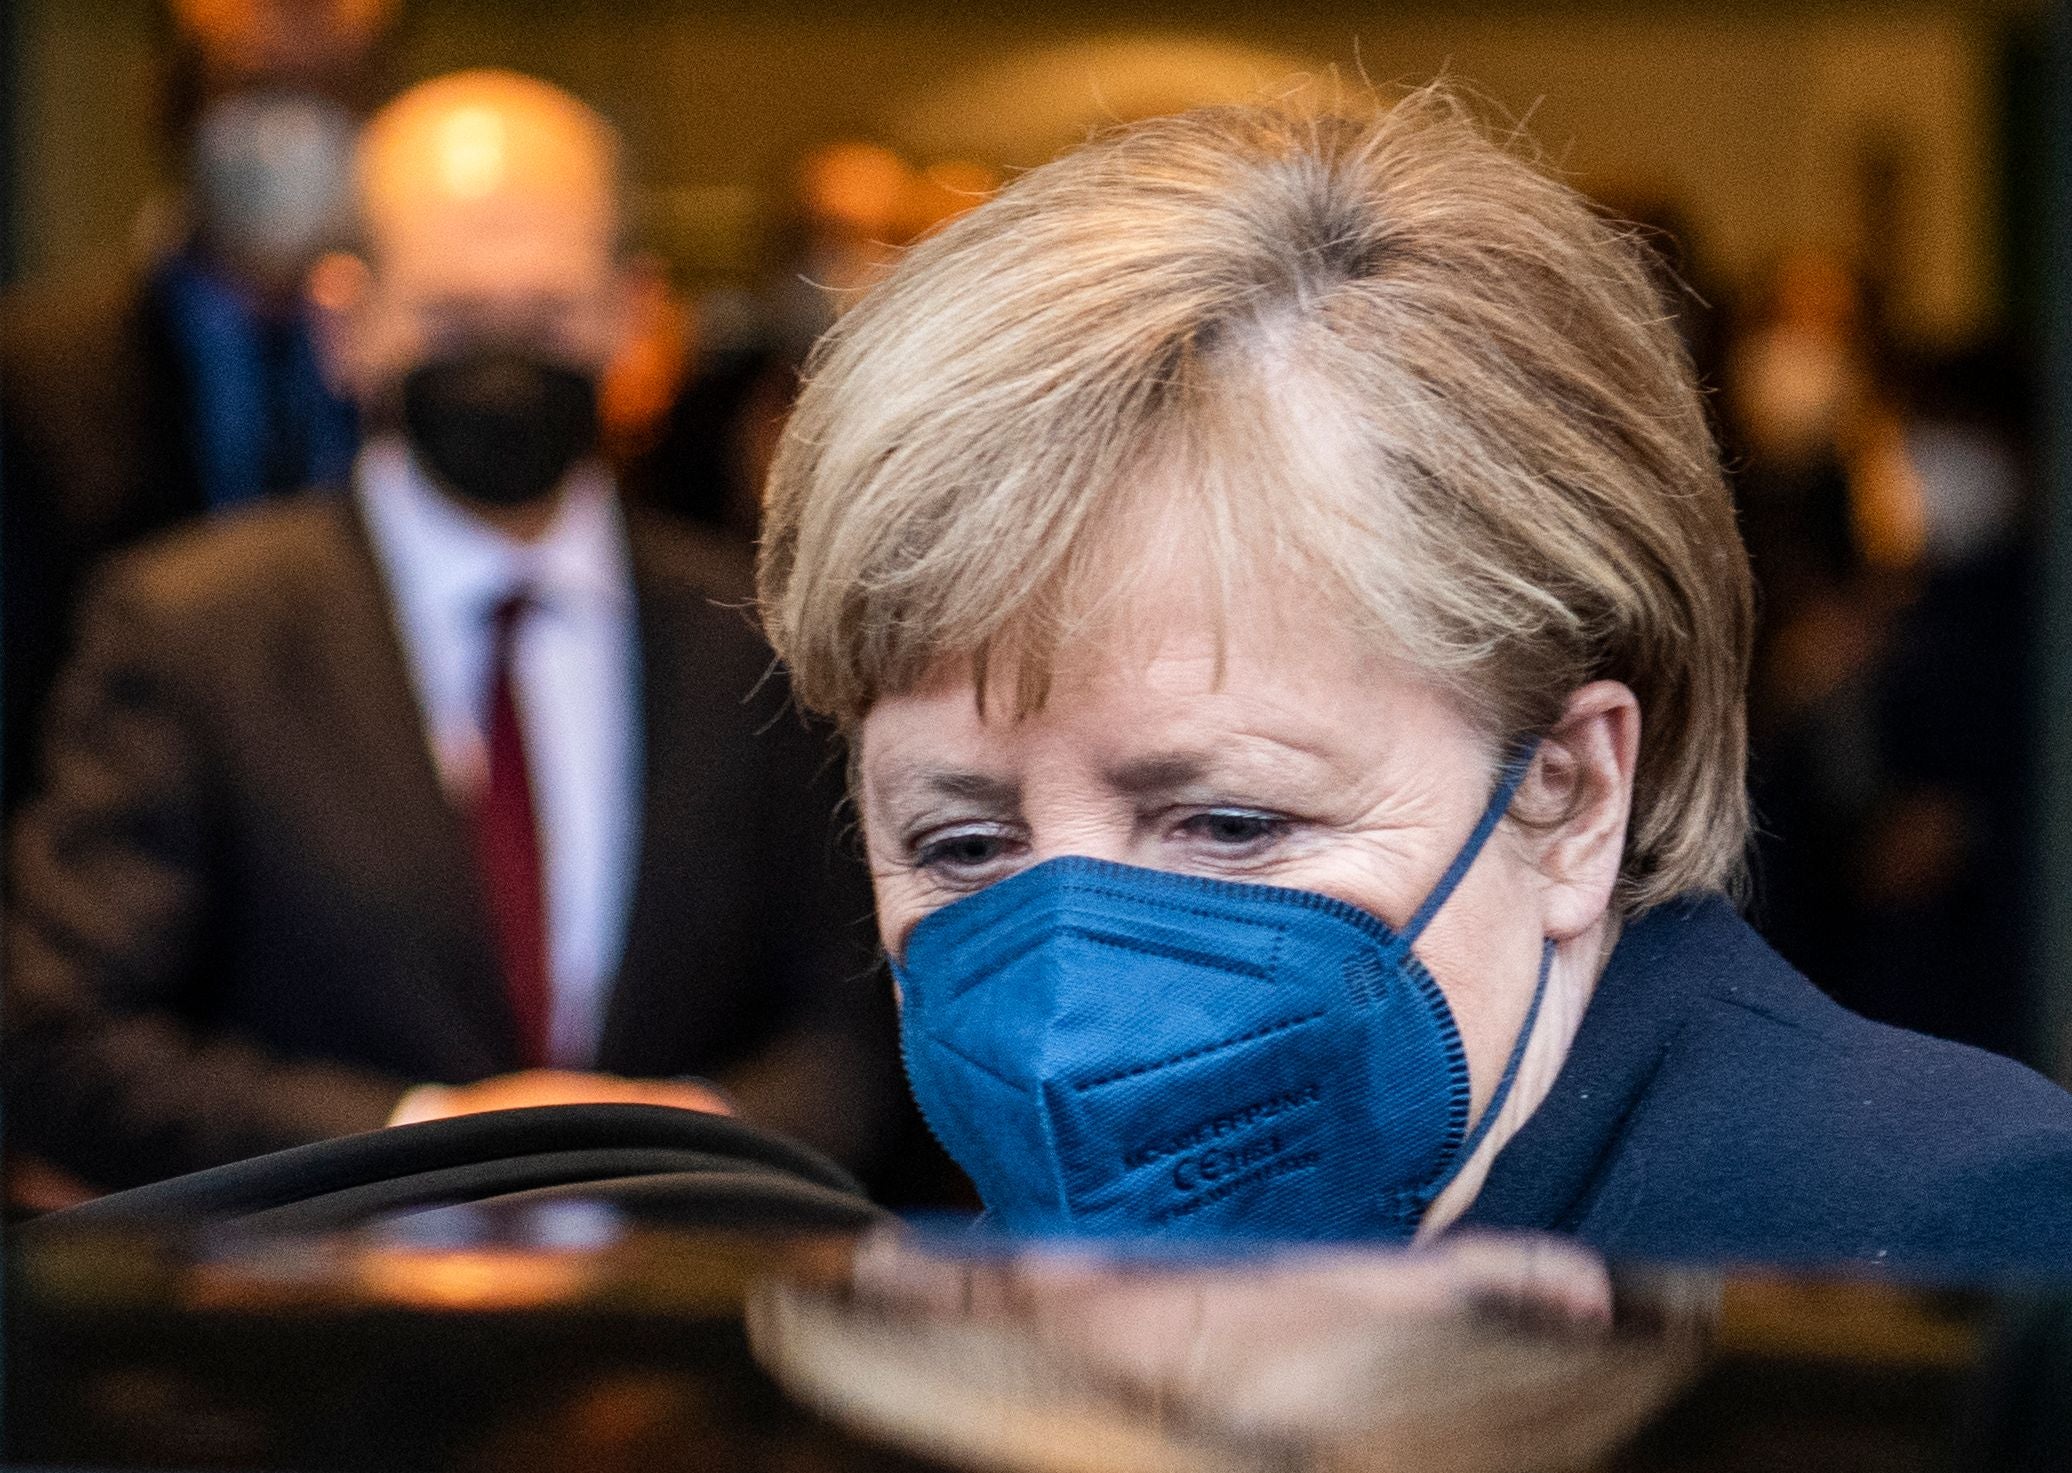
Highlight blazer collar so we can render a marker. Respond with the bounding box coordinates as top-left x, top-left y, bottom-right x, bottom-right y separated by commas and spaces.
334, 492, 756, 1069
1455, 893, 1777, 1235
322, 495, 529, 1061
597, 530, 736, 1061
